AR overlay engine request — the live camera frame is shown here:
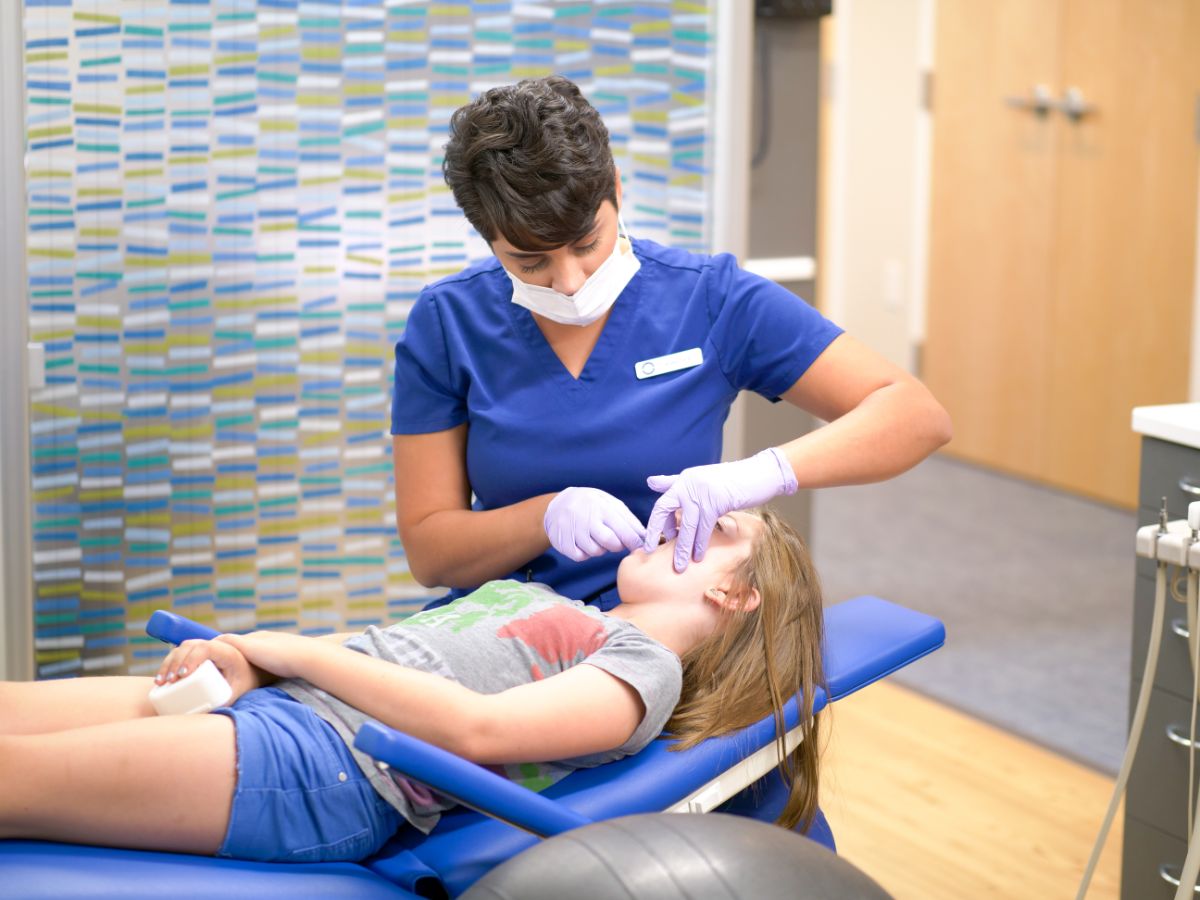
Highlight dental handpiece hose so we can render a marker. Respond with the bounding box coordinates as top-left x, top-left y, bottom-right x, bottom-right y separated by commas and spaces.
1183, 622, 1200, 899
1076, 553, 1169, 898
1191, 513, 1199, 681
1177, 771, 1200, 900
1190, 560, 1199, 843
1177, 504, 1200, 900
